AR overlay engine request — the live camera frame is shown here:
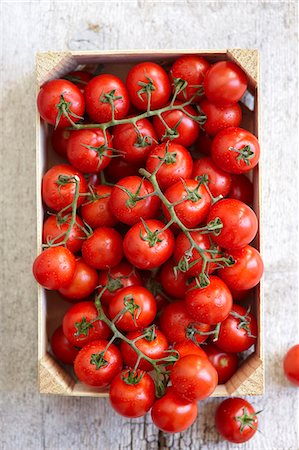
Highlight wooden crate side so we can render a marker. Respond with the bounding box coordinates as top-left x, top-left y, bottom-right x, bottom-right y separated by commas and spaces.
227, 48, 259, 86
225, 354, 264, 396
36, 51, 77, 86
39, 353, 75, 395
